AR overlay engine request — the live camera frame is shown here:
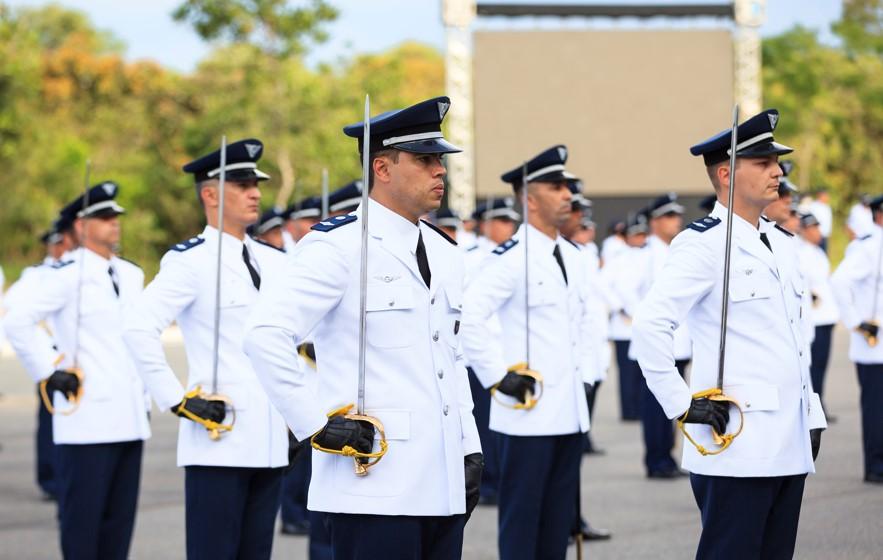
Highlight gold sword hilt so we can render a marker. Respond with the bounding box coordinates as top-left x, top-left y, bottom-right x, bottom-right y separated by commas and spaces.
490, 363, 544, 410
678, 388, 744, 456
